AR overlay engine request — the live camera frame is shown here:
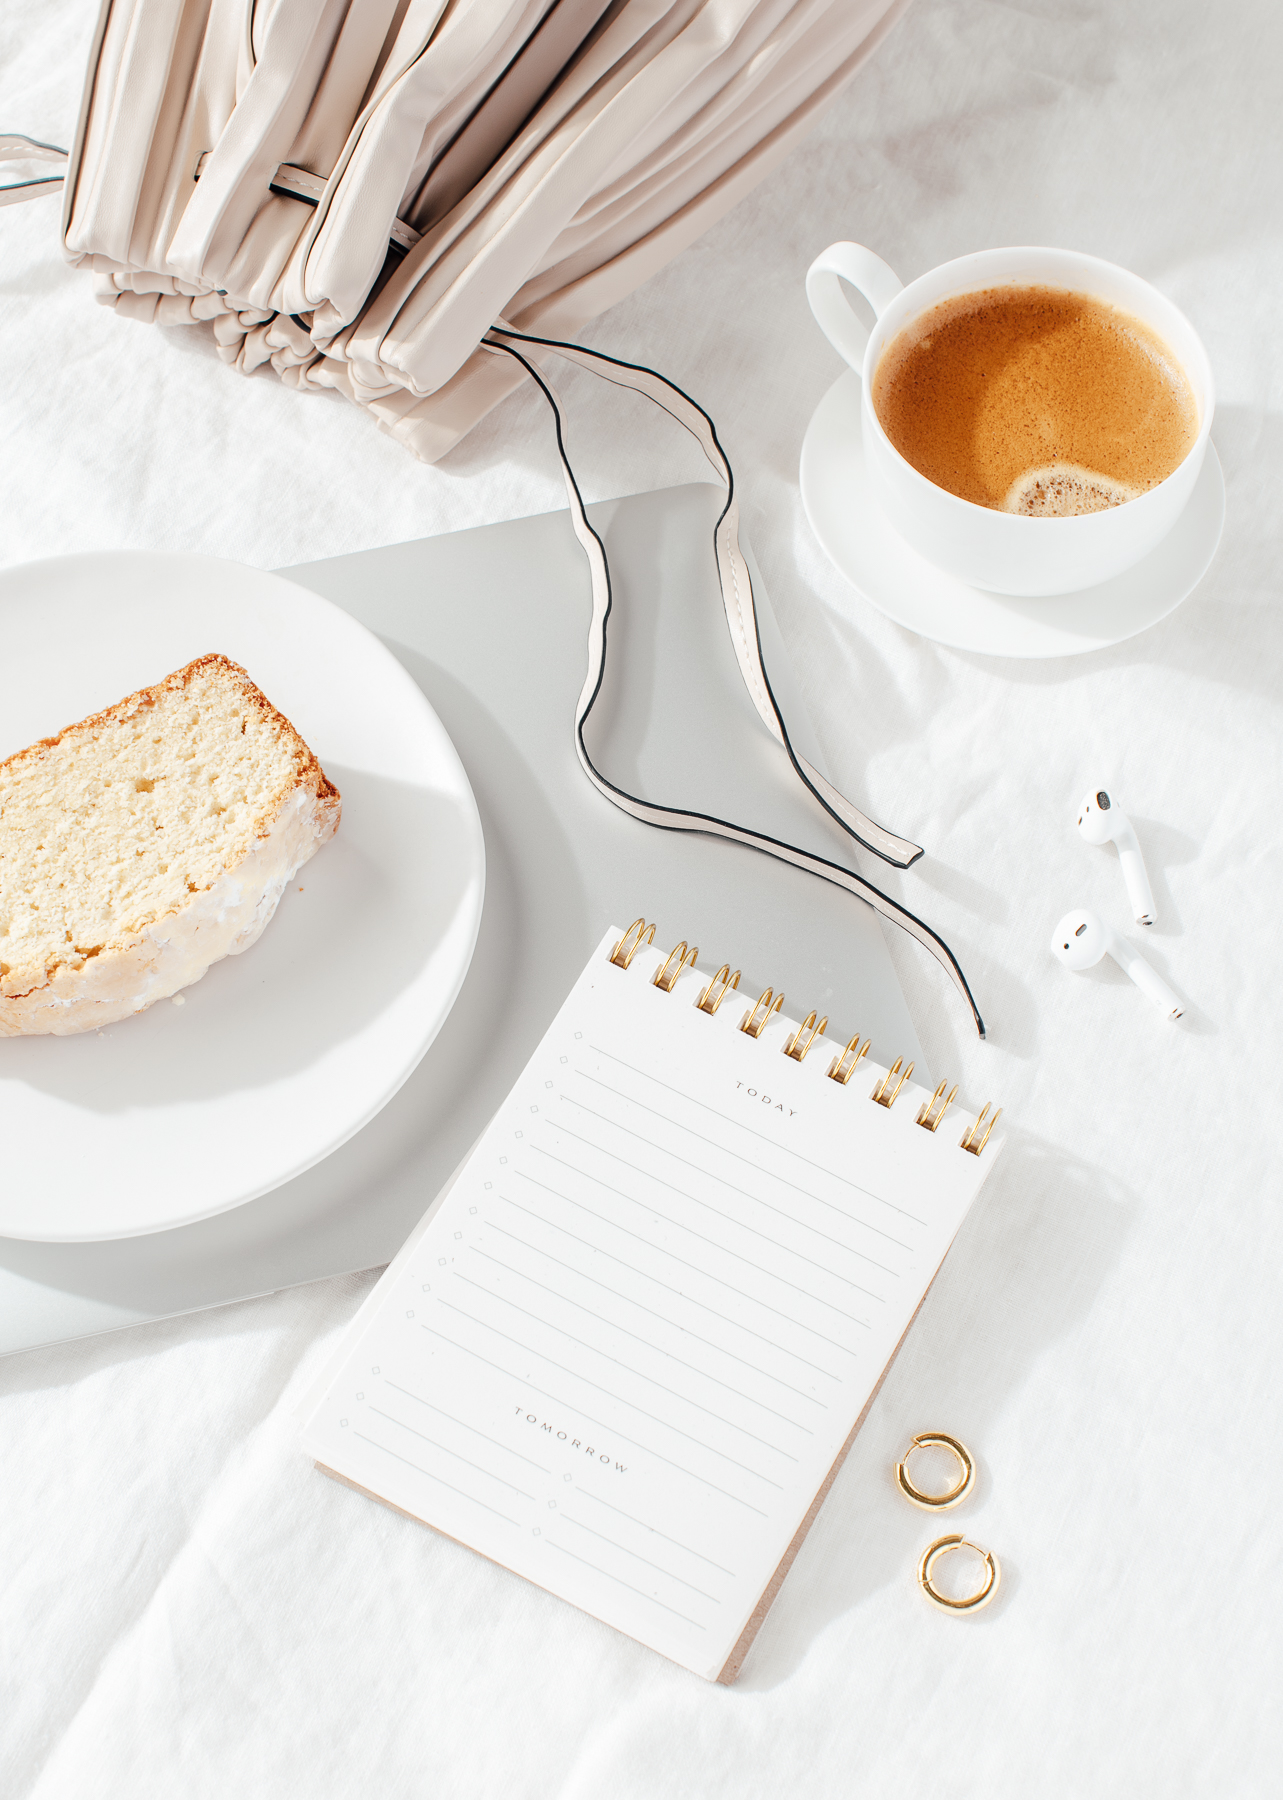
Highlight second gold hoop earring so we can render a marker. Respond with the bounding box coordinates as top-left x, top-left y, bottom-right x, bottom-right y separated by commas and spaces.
917, 1535, 1001, 1614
